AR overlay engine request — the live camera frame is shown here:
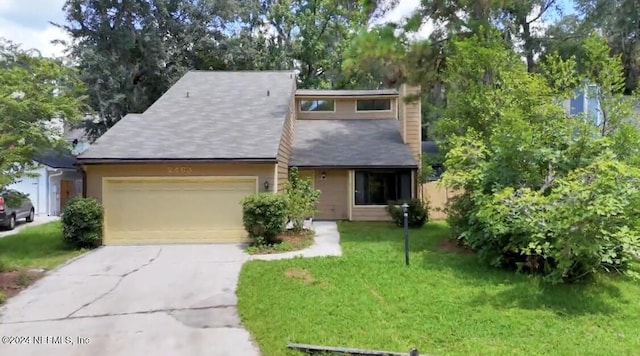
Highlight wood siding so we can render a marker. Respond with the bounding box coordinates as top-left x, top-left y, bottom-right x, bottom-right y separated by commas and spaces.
421, 182, 462, 220
84, 162, 275, 202
400, 85, 422, 164
277, 81, 298, 192
300, 169, 349, 220
297, 98, 398, 120
351, 206, 392, 221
